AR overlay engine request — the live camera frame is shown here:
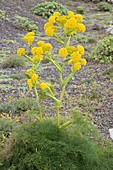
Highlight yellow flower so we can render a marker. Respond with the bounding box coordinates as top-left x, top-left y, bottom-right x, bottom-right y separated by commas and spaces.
31, 47, 43, 56
24, 36, 34, 43
45, 27, 55, 36
39, 83, 51, 90
68, 59, 74, 65
8, 119, 13, 123
17, 48, 26, 56
80, 58, 87, 66
64, 18, 77, 30
68, 11, 75, 18
73, 62, 81, 71
77, 23, 86, 33
77, 45, 84, 55
74, 14, 83, 22
68, 52, 81, 65
66, 46, 77, 56
44, 22, 53, 30
27, 79, 33, 90
37, 41, 45, 47
27, 72, 39, 90
53, 12, 60, 17
16, 119, 20, 123
56, 16, 67, 25
26, 69, 35, 77
26, 32, 34, 36
71, 52, 81, 60
23, 32, 34, 43
36, 47, 43, 55
31, 47, 38, 56
33, 55, 43, 62
58, 48, 68, 58
49, 16, 56, 23
31, 73, 39, 81
44, 43, 52, 51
